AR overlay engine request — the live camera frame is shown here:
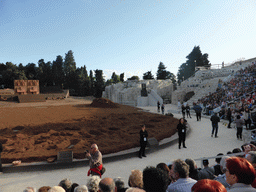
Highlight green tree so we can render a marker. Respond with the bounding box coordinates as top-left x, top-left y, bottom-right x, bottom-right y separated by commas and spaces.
52, 55, 64, 88
177, 46, 211, 83
64, 50, 76, 89
24, 63, 37, 79
75, 65, 90, 96
156, 62, 173, 80
120, 73, 124, 82
37, 59, 53, 87
111, 72, 120, 84
143, 71, 154, 80
128, 76, 139, 80
89, 70, 94, 96
94, 69, 104, 98
2, 62, 26, 88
